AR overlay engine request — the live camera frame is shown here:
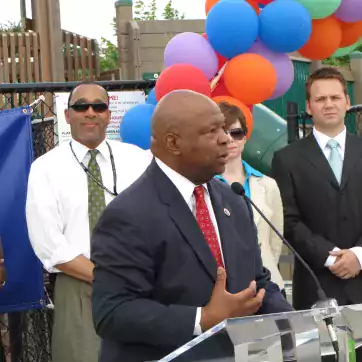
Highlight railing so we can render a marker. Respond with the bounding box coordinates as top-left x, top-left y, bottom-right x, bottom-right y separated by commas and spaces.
98, 68, 122, 81
24, 17, 101, 82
